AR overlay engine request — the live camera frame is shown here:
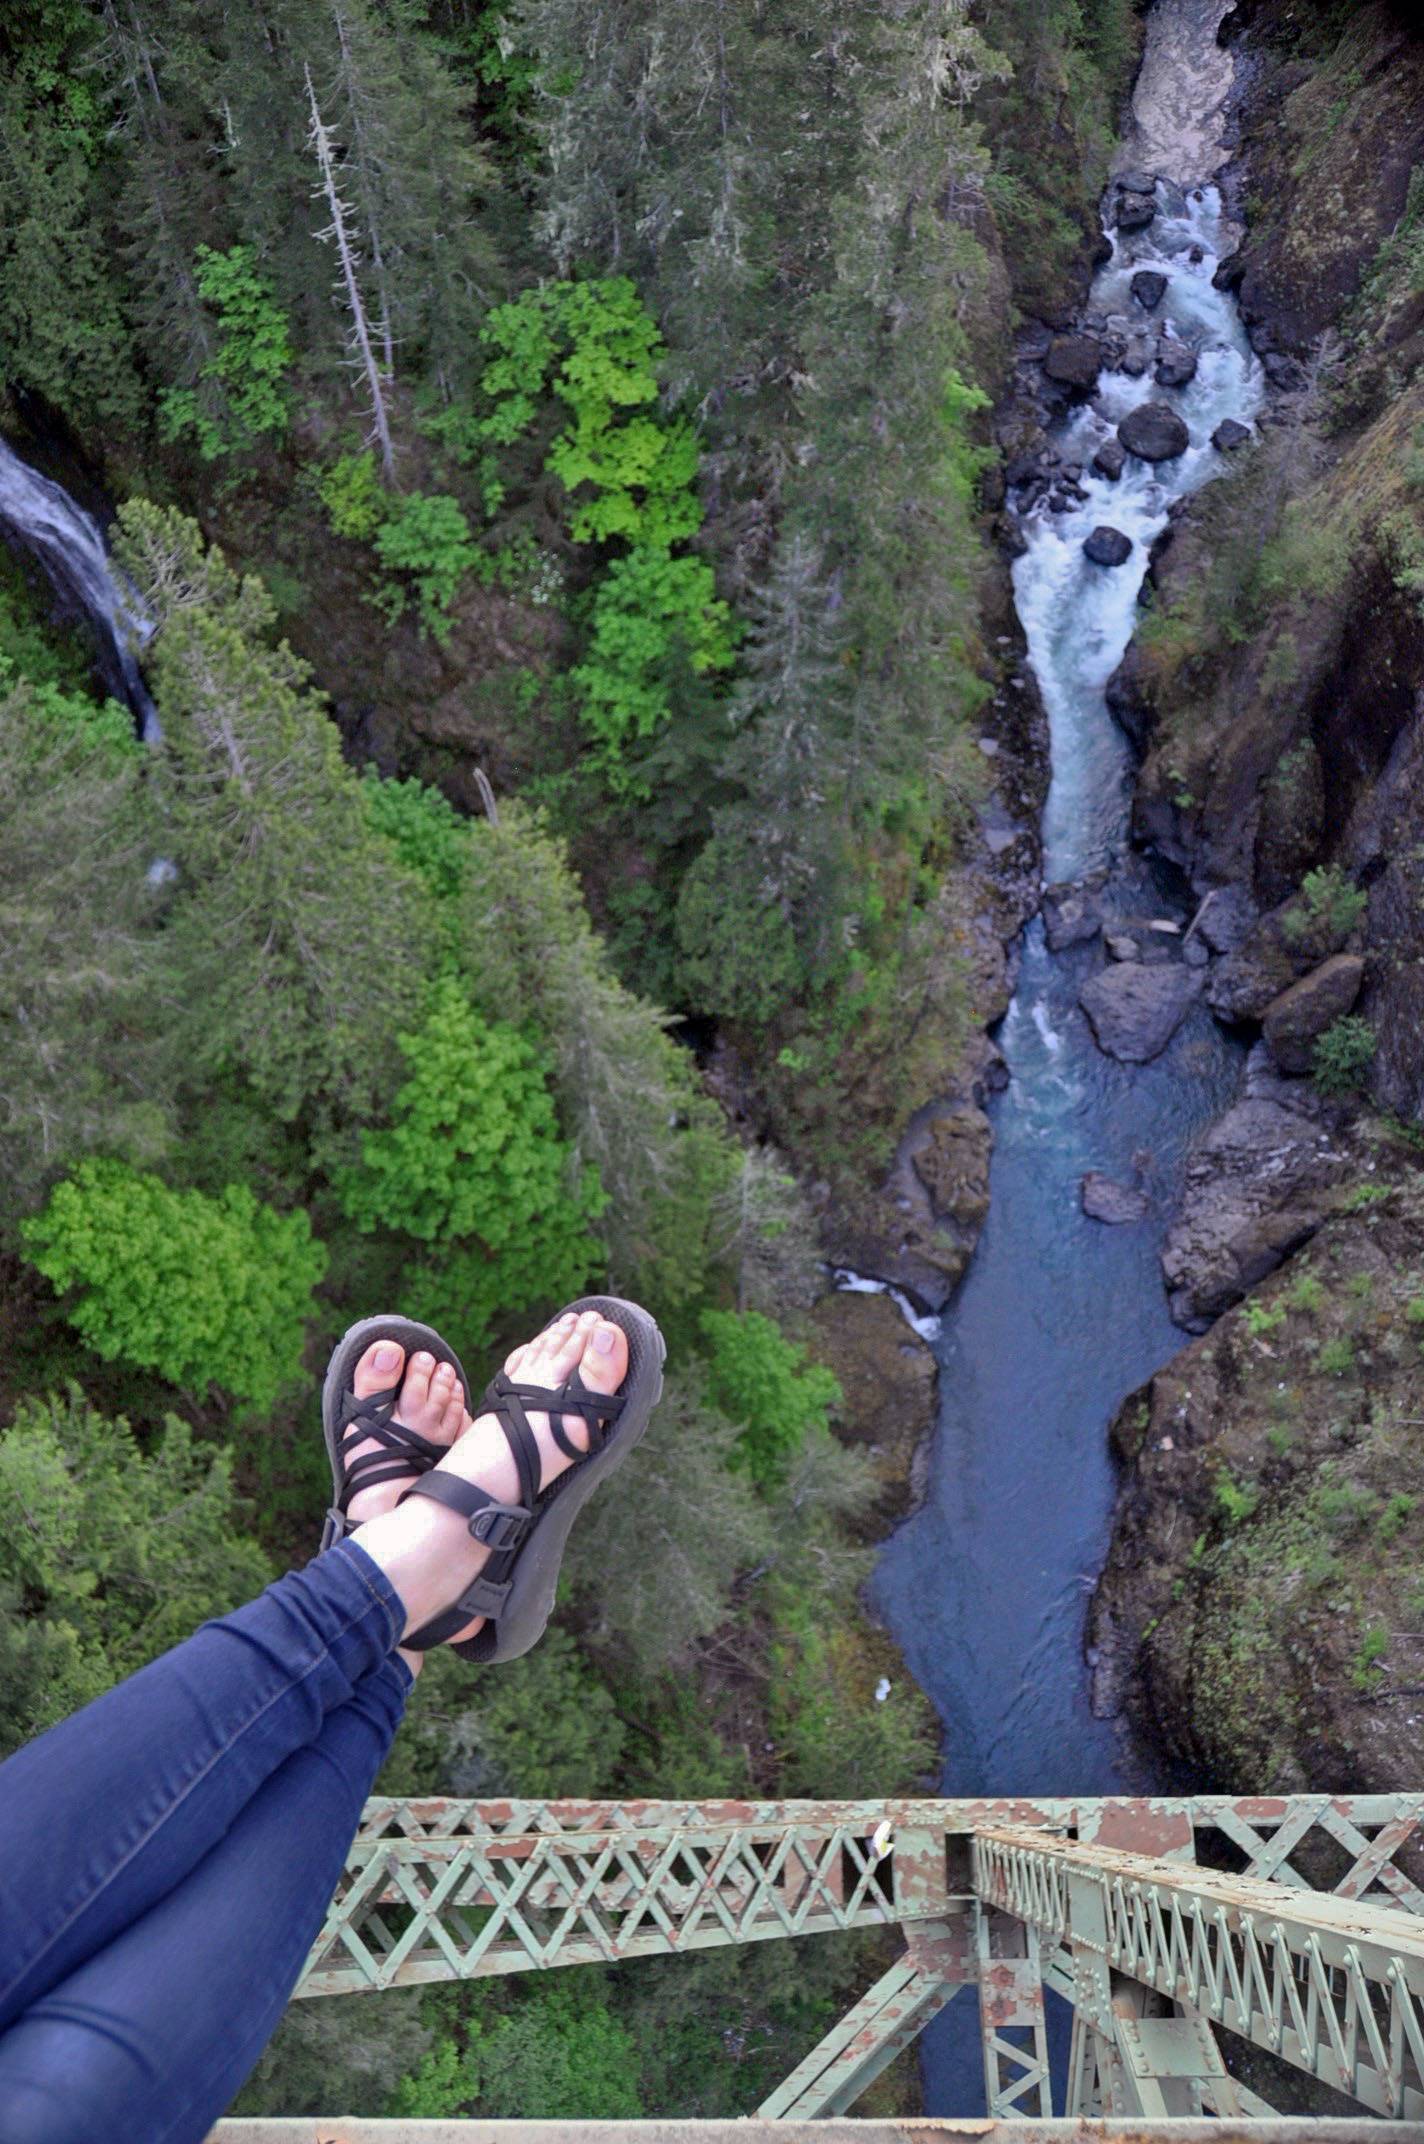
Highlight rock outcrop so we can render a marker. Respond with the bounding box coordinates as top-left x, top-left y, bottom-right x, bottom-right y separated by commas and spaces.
1261, 952, 1365, 1074
1130, 269, 1168, 311
1079, 960, 1199, 1062
1091, 1153, 1424, 1789
810, 1289, 937, 1523
1160, 1048, 1350, 1327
